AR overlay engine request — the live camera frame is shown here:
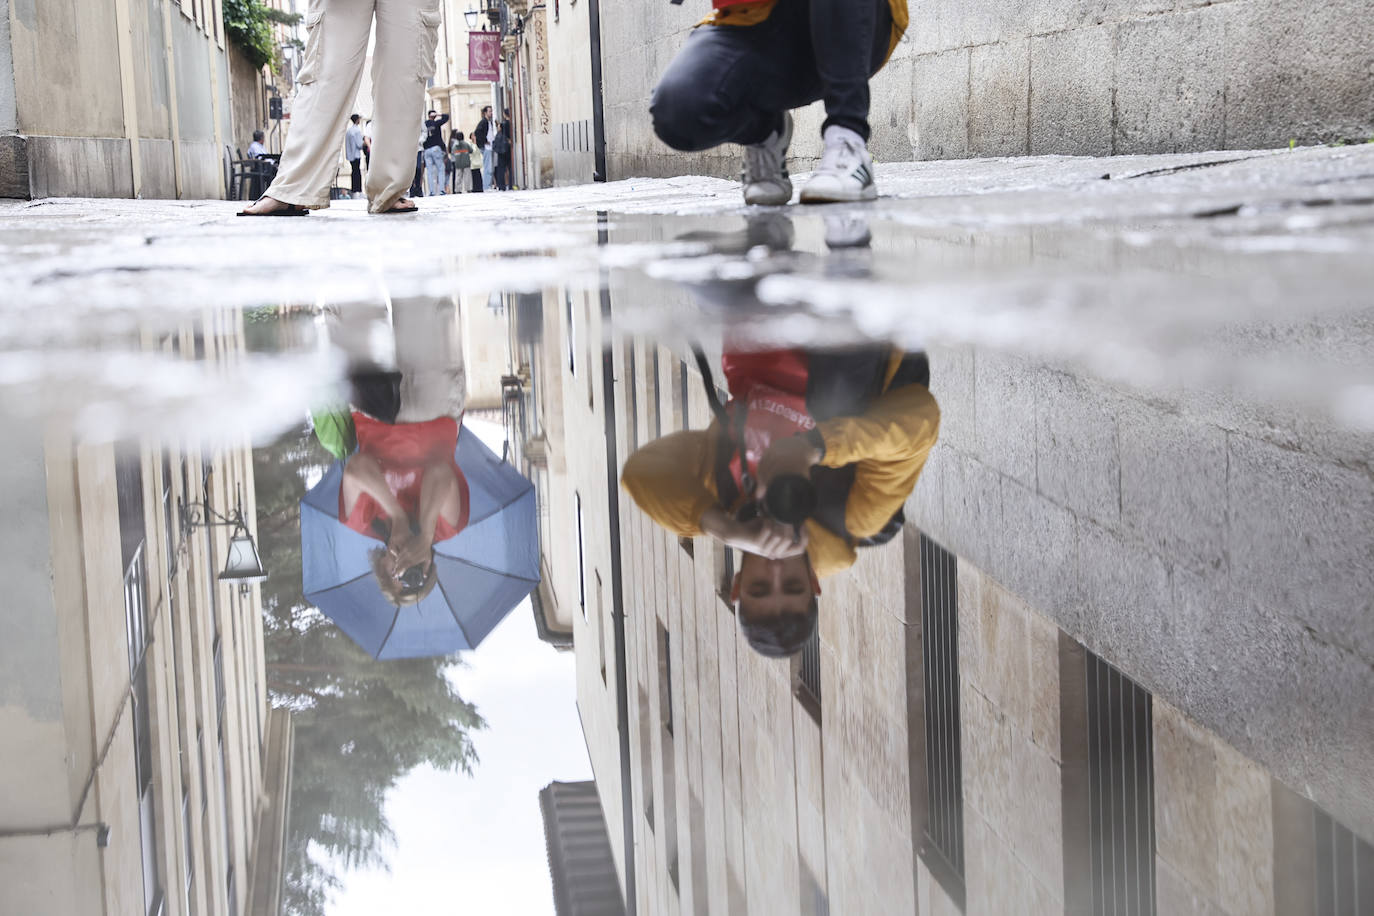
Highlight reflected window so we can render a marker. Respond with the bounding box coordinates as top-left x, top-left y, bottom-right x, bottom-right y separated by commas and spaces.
1084, 653, 1156, 916
714, 541, 735, 613
920, 533, 965, 890
624, 340, 639, 451
651, 348, 662, 439
672, 358, 689, 431
566, 291, 576, 377
800, 859, 829, 916
596, 571, 607, 684
656, 621, 679, 890
794, 629, 821, 723
638, 683, 654, 830
576, 492, 586, 619
1313, 807, 1374, 914
118, 451, 164, 916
